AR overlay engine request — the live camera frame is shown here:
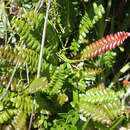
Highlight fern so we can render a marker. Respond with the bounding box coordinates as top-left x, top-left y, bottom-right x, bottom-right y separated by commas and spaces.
0, 1, 129, 129
79, 103, 112, 125
78, 87, 128, 125
47, 64, 71, 96
24, 77, 48, 94
103, 102, 127, 120
0, 45, 23, 65
81, 32, 130, 59
19, 11, 60, 49
17, 47, 49, 73
11, 95, 34, 115
0, 45, 49, 73
70, 2, 105, 55
104, 50, 117, 68
12, 19, 41, 52
78, 3, 105, 43
12, 111, 27, 130
79, 87, 119, 104
0, 109, 17, 124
